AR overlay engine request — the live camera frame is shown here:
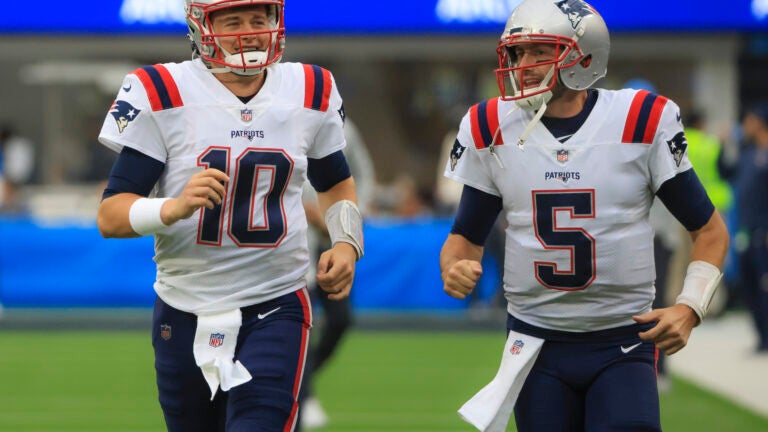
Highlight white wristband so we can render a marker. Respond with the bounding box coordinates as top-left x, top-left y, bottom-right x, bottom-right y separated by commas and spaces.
675, 260, 722, 322
325, 199, 364, 260
129, 197, 171, 236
